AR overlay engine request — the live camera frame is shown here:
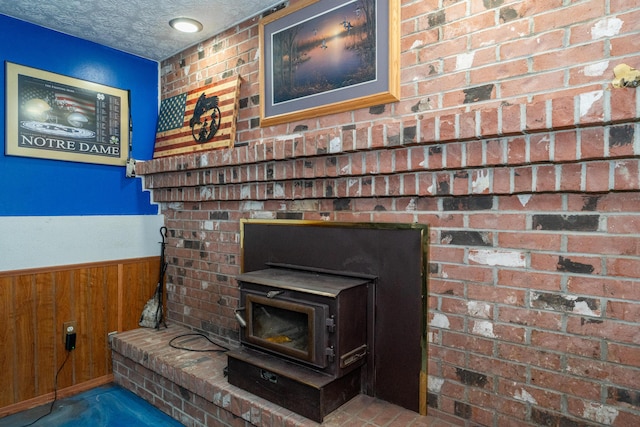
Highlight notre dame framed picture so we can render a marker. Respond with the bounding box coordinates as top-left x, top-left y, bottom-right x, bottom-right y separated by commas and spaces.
5, 62, 129, 166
